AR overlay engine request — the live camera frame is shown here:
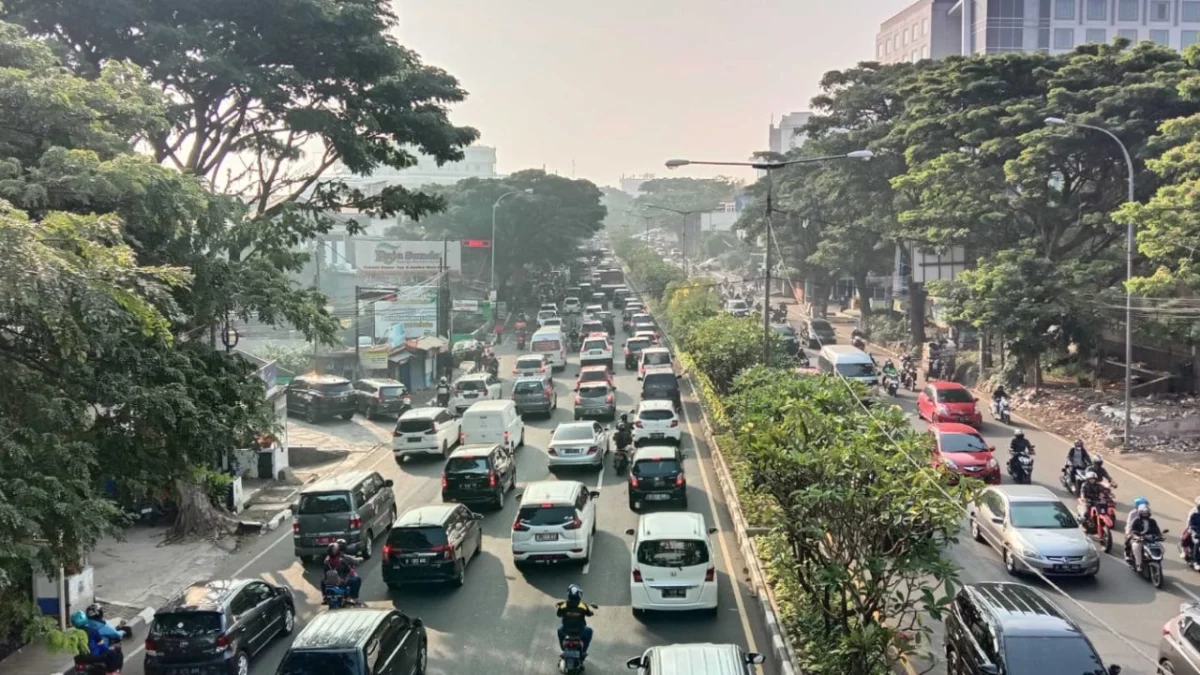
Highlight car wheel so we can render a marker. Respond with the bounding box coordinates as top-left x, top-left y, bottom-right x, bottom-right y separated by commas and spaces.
415, 641, 428, 675
281, 606, 295, 635
361, 531, 374, 560
232, 650, 250, 675
518, 428, 525, 447
1160, 661, 1176, 674
493, 487, 505, 510
970, 517, 984, 543
574, 413, 580, 421
1003, 548, 1019, 576
450, 560, 465, 588
305, 407, 317, 424
341, 411, 354, 421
